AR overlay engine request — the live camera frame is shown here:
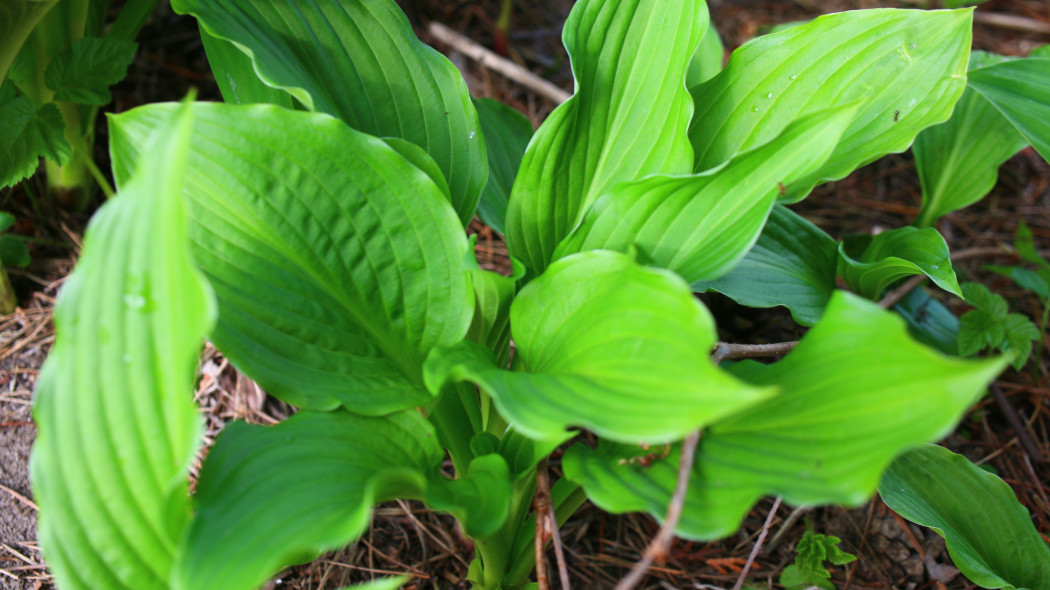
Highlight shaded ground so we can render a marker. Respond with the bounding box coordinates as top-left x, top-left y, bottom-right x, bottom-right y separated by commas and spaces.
1, 1, 1049, 589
